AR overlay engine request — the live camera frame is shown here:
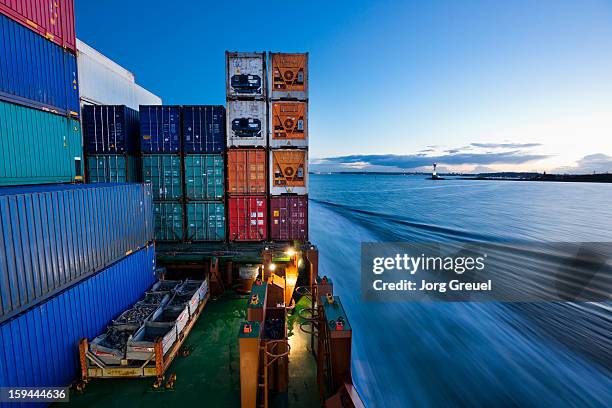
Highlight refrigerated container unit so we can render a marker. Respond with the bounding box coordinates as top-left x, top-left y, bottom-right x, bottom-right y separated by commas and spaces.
140, 105, 181, 153
184, 154, 225, 200
228, 196, 267, 242
0, 183, 154, 322
86, 154, 141, 183
185, 201, 225, 242
227, 149, 267, 195
0, 100, 83, 185
182, 105, 226, 154
270, 149, 308, 195
153, 201, 184, 242
269, 101, 308, 148
82, 105, 140, 154
226, 51, 267, 100
0, 14, 79, 117
269, 52, 308, 101
0, 246, 156, 389
270, 195, 308, 242
227, 100, 268, 147
0, 0, 77, 52
142, 154, 183, 200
